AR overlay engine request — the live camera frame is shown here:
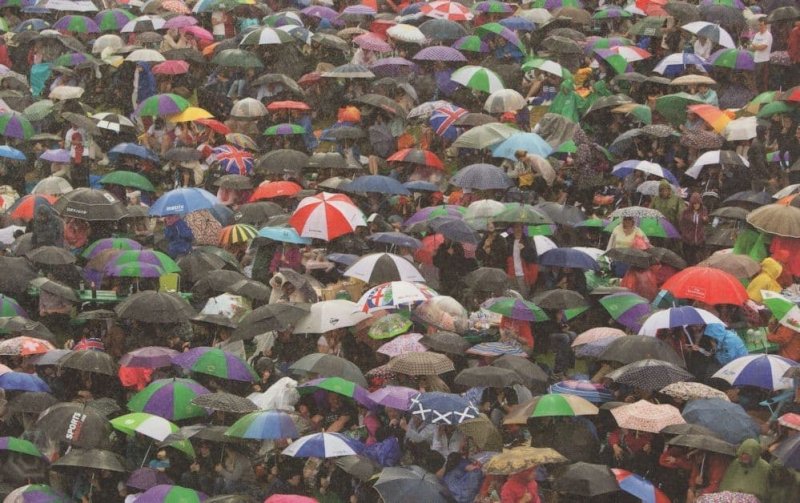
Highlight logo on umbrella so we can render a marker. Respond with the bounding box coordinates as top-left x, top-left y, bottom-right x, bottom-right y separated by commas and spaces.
65, 412, 87, 441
